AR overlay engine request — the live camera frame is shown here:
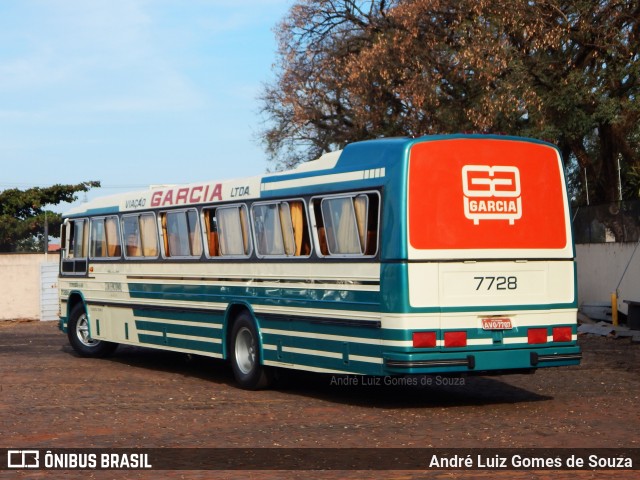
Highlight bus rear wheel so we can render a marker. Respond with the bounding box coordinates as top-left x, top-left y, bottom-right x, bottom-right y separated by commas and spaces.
67, 303, 118, 358
230, 312, 273, 390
